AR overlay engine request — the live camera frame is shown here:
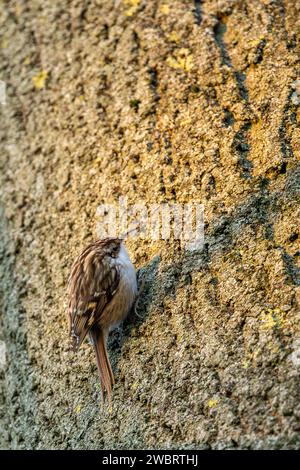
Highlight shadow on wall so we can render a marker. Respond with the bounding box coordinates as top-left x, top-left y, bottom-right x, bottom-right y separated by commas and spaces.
108, 255, 161, 358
